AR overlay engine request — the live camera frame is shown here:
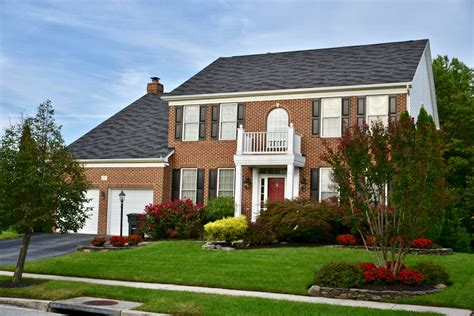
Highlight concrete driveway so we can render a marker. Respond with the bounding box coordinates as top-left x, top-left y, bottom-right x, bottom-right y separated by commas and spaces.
0, 233, 95, 266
